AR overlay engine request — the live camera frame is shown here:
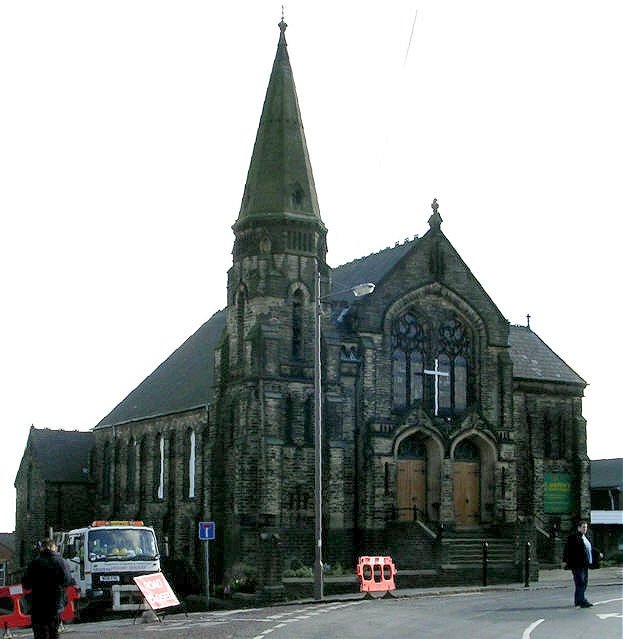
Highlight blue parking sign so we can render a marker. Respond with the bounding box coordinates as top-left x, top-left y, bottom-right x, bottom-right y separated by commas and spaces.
198, 521, 215, 541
